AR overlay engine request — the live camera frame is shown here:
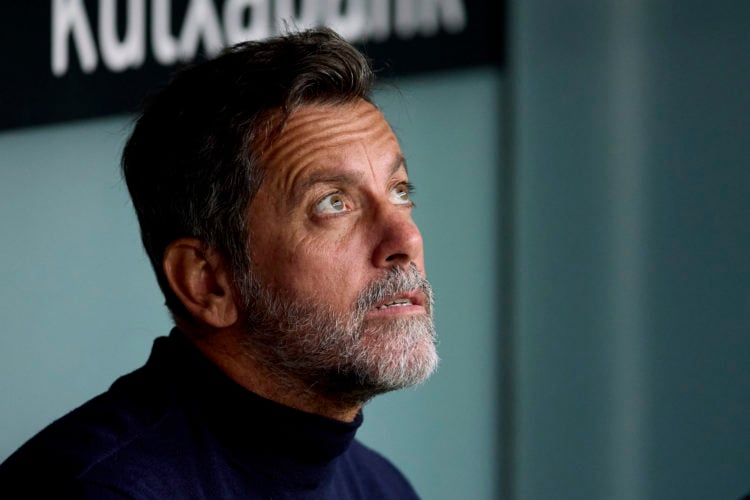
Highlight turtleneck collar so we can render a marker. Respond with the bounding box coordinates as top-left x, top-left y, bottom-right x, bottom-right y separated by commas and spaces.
142, 329, 363, 487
